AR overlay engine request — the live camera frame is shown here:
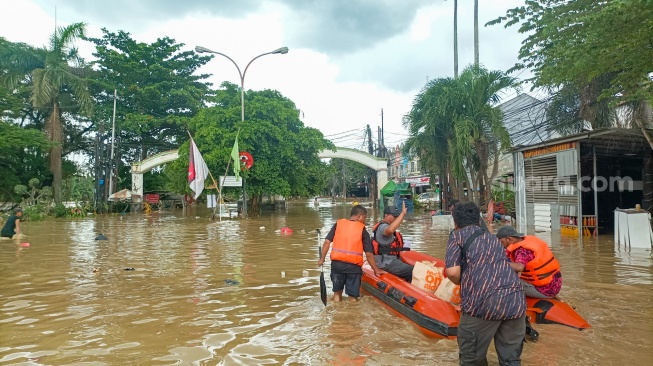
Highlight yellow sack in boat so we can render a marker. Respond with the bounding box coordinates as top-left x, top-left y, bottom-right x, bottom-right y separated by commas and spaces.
411, 261, 443, 293
434, 277, 461, 305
